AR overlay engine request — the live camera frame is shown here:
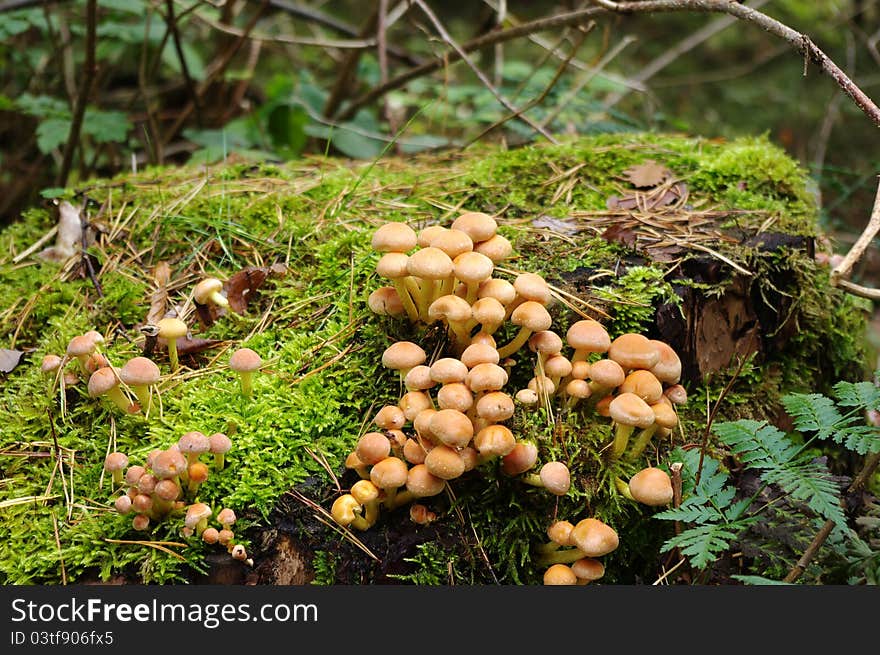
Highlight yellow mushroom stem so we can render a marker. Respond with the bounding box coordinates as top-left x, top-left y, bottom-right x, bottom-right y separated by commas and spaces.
392, 279, 421, 323
614, 476, 635, 500
611, 422, 636, 460
626, 423, 659, 461
496, 328, 534, 359
536, 547, 590, 567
